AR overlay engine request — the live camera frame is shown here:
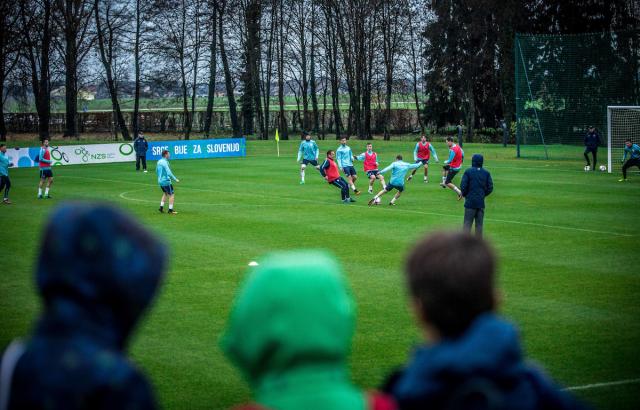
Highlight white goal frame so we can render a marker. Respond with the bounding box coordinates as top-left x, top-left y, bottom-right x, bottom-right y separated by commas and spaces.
607, 106, 640, 174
